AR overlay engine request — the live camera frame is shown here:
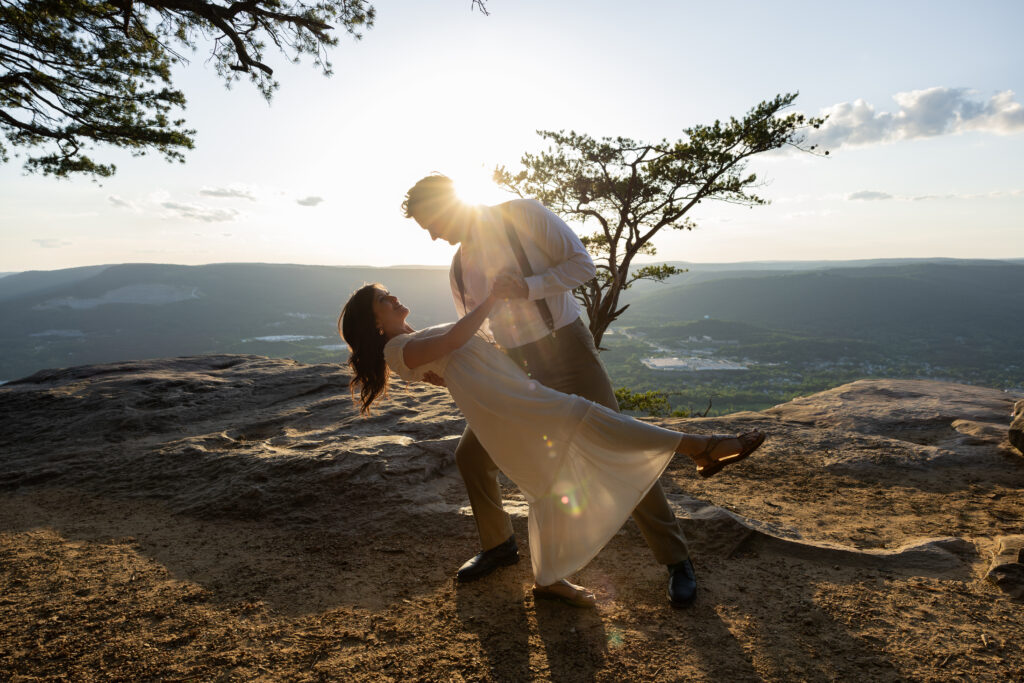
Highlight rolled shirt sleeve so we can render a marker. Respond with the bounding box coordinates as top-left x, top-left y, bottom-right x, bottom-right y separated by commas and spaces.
514, 200, 596, 301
